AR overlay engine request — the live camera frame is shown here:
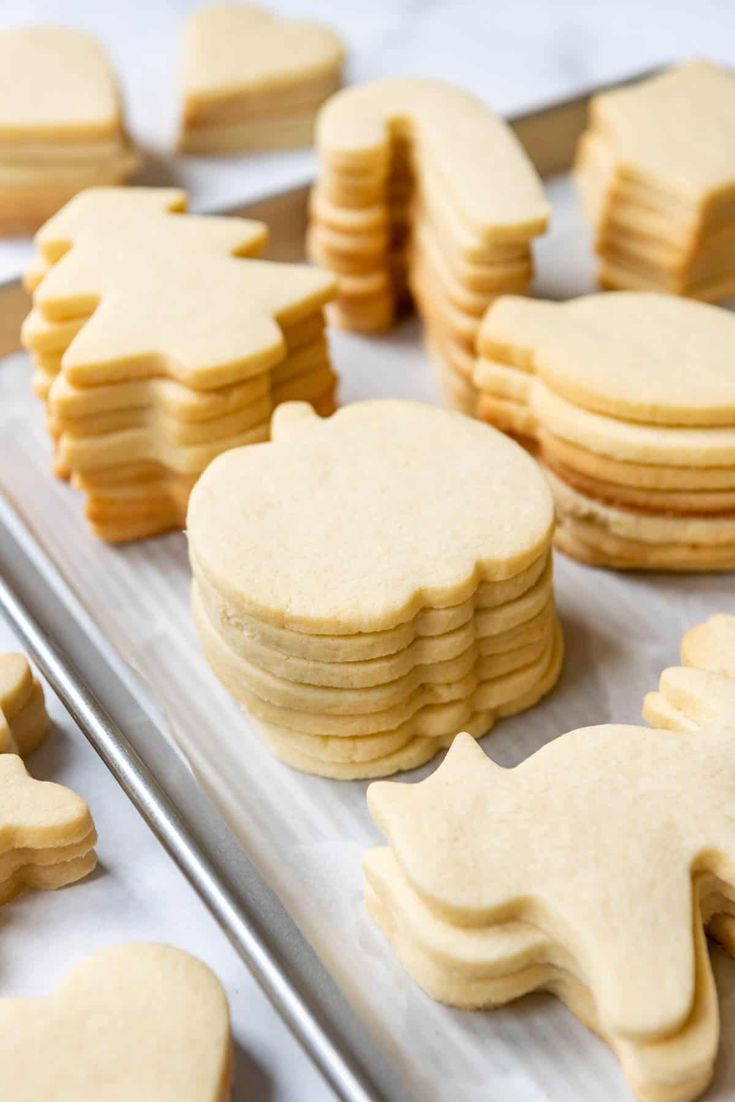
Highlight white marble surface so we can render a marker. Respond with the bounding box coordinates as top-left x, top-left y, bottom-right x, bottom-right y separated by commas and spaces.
1, 3, 735, 1101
